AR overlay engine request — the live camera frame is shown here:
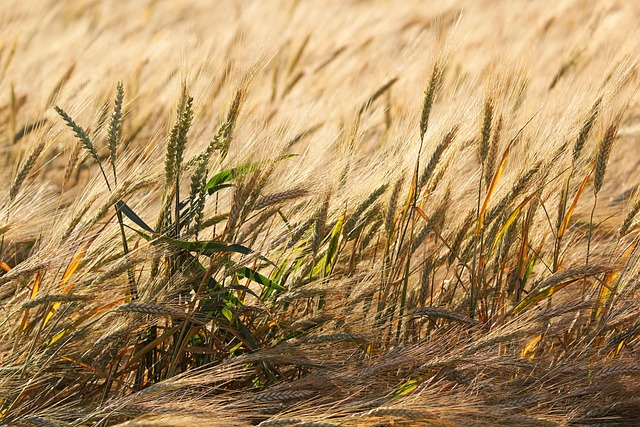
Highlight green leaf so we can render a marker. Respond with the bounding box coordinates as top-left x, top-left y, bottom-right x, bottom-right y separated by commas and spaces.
223, 284, 262, 300
205, 155, 297, 195
235, 266, 285, 292
162, 236, 253, 256
117, 201, 154, 233
392, 376, 424, 397
325, 213, 345, 276
221, 307, 233, 321
511, 283, 570, 315
129, 226, 252, 256
206, 182, 234, 195
489, 193, 535, 256
511, 266, 609, 315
